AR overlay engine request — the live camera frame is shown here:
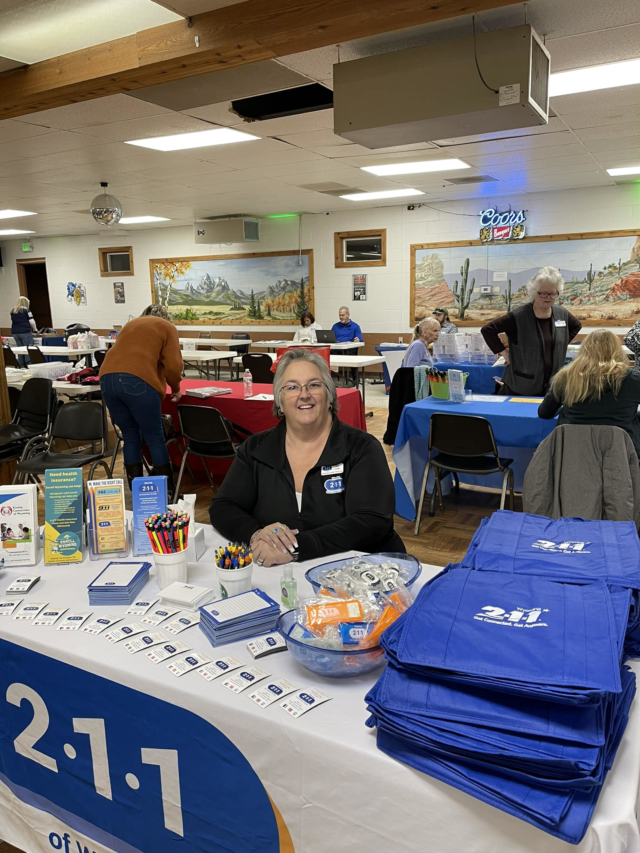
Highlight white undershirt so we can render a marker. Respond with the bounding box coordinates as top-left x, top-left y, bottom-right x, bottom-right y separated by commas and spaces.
296, 492, 303, 512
